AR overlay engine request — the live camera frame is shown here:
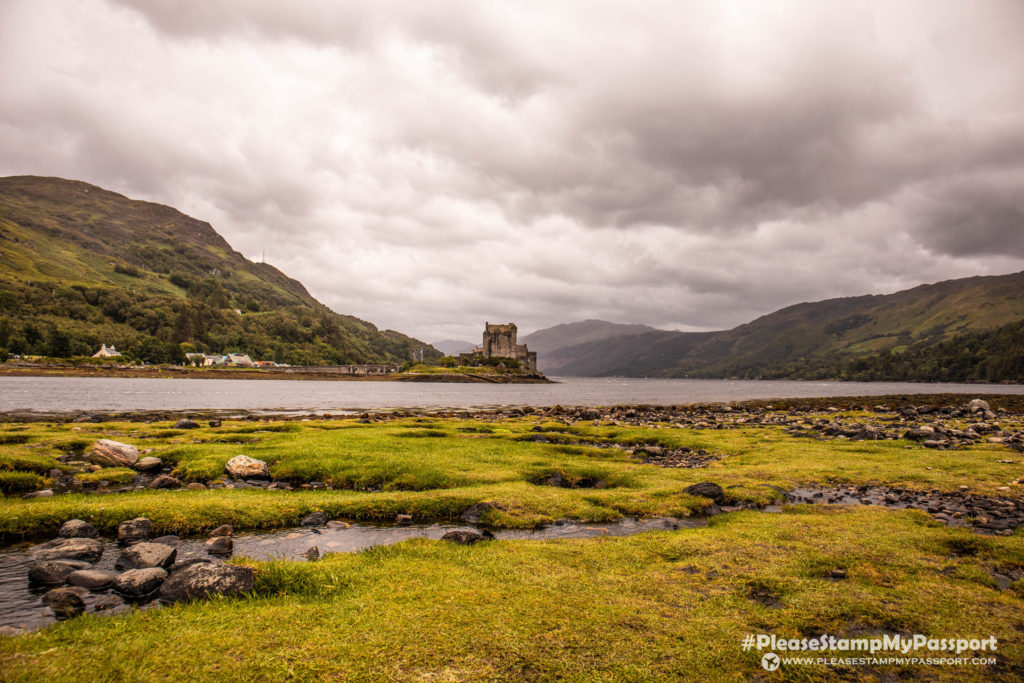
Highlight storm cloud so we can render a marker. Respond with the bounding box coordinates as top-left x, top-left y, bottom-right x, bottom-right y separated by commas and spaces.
1, 0, 1022, 341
